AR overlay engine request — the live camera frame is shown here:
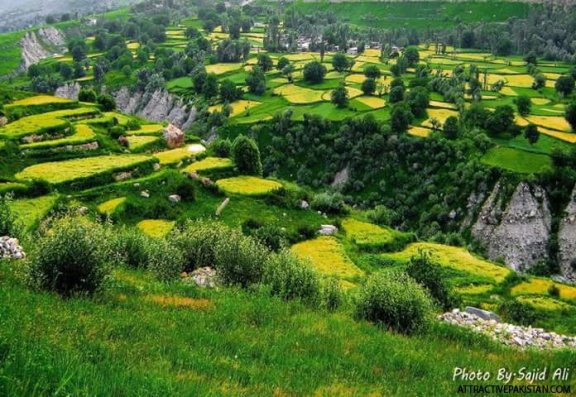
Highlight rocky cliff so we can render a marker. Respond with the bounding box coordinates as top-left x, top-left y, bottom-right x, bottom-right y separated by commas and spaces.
113, 87, 196, 130
20, 27, 67, 71
55, 82, 82, 100
558, 186, 576, 280
472, 182, 552, 272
